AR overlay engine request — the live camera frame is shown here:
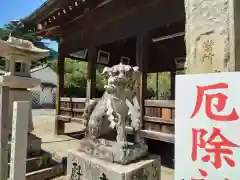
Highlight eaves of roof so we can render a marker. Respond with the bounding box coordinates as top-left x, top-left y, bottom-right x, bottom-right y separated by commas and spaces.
23, 0, 69, 24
